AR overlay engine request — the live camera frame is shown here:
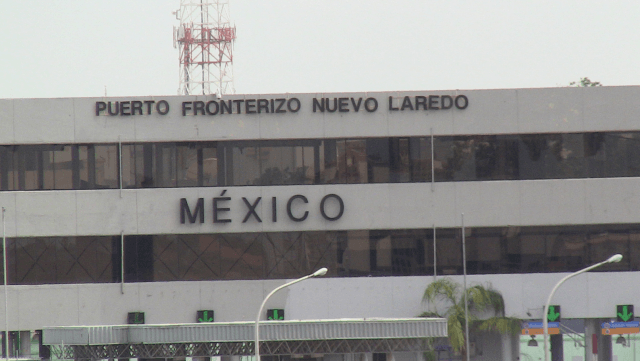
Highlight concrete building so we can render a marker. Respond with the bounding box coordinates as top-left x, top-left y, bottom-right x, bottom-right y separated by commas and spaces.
1, 86, 640, 360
